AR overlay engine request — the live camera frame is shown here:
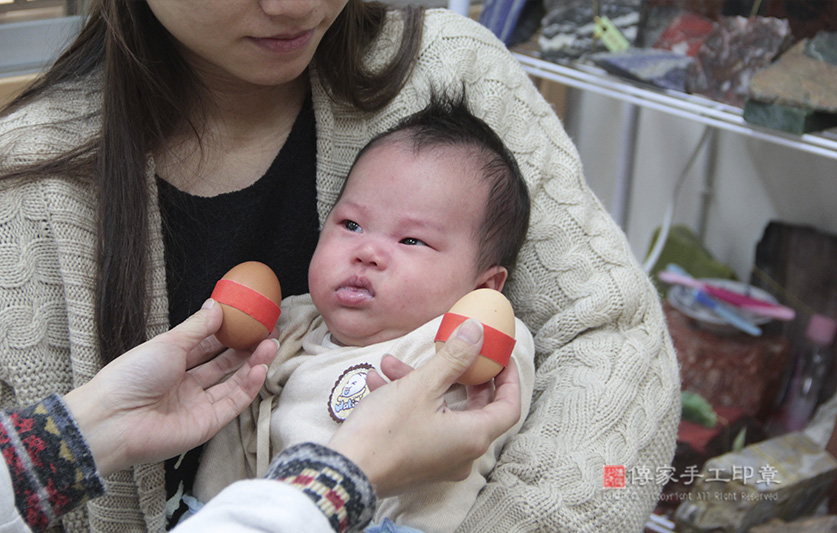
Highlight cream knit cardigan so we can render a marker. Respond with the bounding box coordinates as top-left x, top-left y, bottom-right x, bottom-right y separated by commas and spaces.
0, 9, 680, 533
